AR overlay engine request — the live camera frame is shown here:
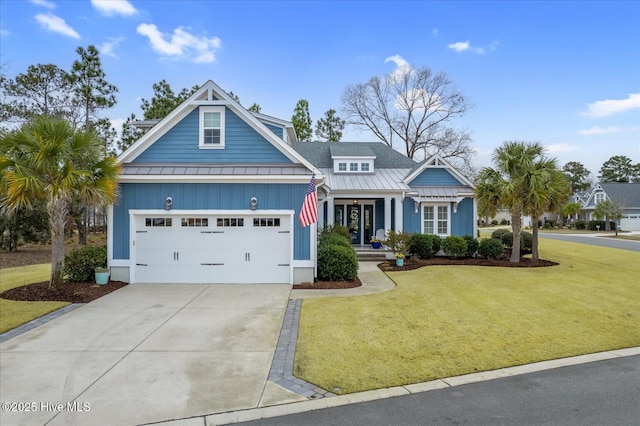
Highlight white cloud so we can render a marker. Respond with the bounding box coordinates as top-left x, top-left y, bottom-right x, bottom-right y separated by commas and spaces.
384, 54, 413, 82
448, 40, 498, 54
91, 0, 137, 16
35, 13, 80, 39
579, 126, 620, 135
432, 28, 438, 37
584, 93, 640, 117
30, 0, 55, 9
137, 23, 221, 63
448, 41, 470, 52
545, 143, 578, 153
99, 37, 125, 58
0, 28, 9, 36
